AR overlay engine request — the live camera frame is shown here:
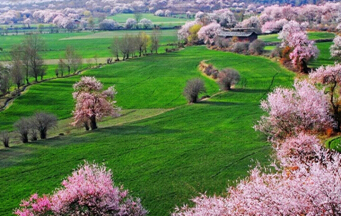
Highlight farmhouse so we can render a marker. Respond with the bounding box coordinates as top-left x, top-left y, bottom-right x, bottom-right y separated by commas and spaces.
218, 30, 258, 42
